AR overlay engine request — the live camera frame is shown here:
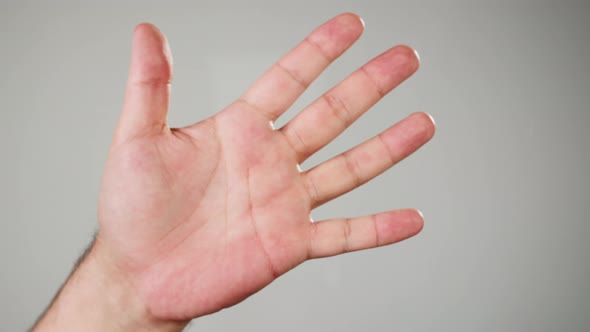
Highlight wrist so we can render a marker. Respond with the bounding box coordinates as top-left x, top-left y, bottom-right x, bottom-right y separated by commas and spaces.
33, 238, 188, 332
